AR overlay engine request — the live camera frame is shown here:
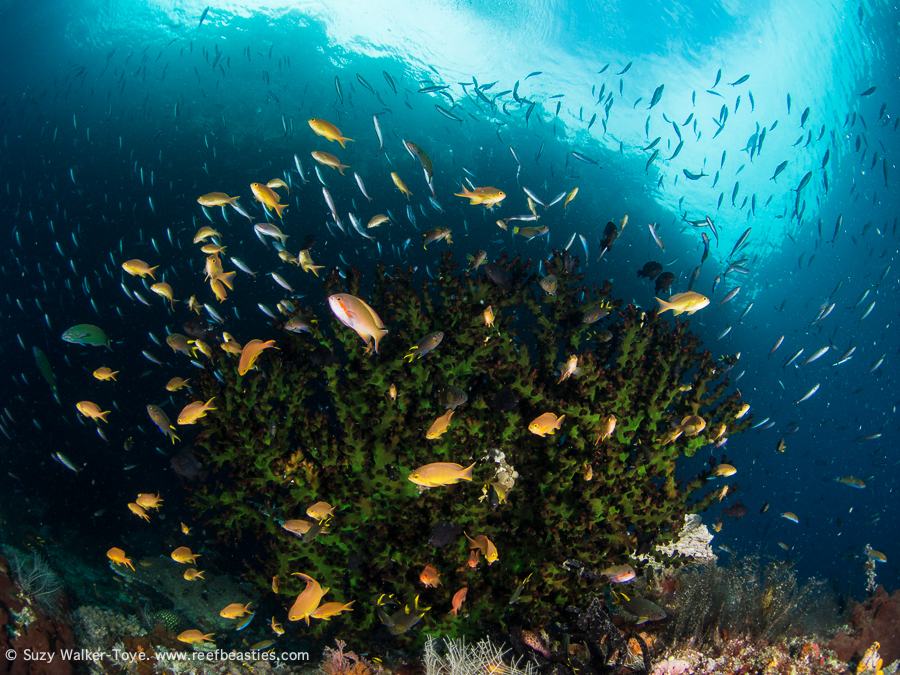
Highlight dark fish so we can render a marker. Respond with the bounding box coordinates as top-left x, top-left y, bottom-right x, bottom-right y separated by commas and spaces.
198, 6, 210, 27
484, 263, 510, 290
308, 346, 335, 368
647, 84, 664, 109
722, 500, 748, 520
383, 70, 397, 94
800, 107, 810, 128
712, 68, 722, 88
729, 74, 750, 86
524, 71, 542, 80
599, 221, 618, 258
440, 386, 468, 409
171, 449, 208, 482
571, 150, 599, 165
860, 85, 877, 96
794, 171, 812, 192
356, 74, 374, 94
654, 272, 675, 295
183, 317, 220, 342
683, 169, 708, 180
428, 521, 462, 548
730, 228, 751, 257
667, 140, 684, 161
435, 104, 462, 122
488, 387, 519, 413
418, 84, 449, 93
616, 61, 633, 75
334, 76, 343, 104
637, 261, 663, 279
